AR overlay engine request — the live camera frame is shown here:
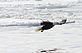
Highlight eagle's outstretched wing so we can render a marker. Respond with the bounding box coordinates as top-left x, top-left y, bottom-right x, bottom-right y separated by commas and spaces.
53, 19, 75, 25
